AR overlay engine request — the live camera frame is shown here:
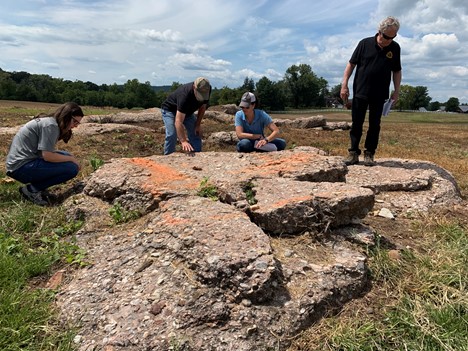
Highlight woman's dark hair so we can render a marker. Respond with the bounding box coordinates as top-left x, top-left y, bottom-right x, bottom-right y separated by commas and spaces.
34, 102, 83, 143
